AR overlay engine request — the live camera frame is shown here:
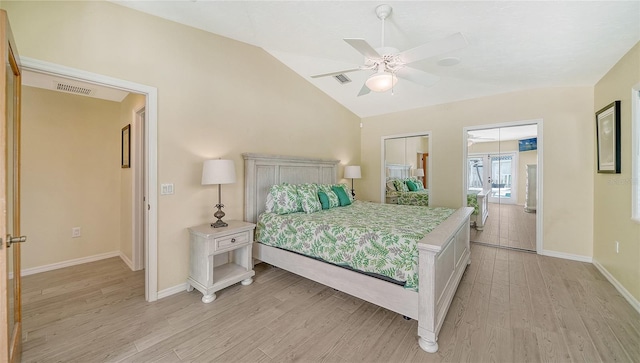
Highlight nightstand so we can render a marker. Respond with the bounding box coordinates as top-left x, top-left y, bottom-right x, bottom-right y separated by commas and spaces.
187, 221, 256, 303
386, 195, 398, 204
